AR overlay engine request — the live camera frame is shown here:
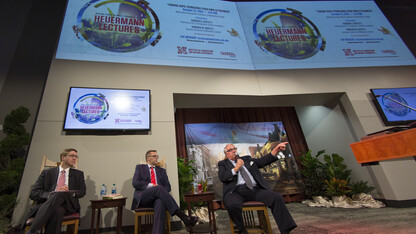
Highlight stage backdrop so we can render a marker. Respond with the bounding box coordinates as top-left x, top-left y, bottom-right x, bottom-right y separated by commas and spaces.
184, 122, 303, 200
